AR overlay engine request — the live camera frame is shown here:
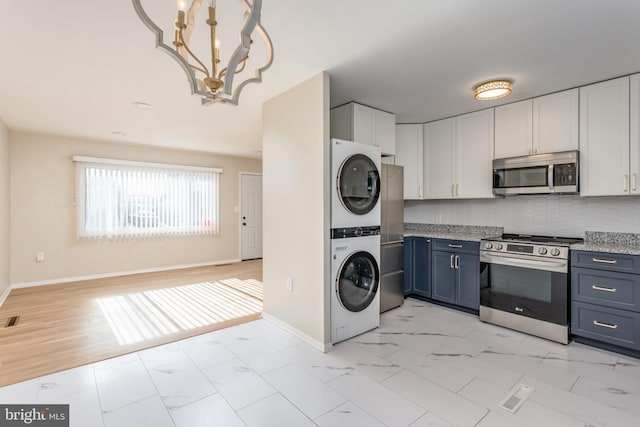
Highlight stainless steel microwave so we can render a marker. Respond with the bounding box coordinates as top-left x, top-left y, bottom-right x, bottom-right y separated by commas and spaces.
493, 150, 579, 196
